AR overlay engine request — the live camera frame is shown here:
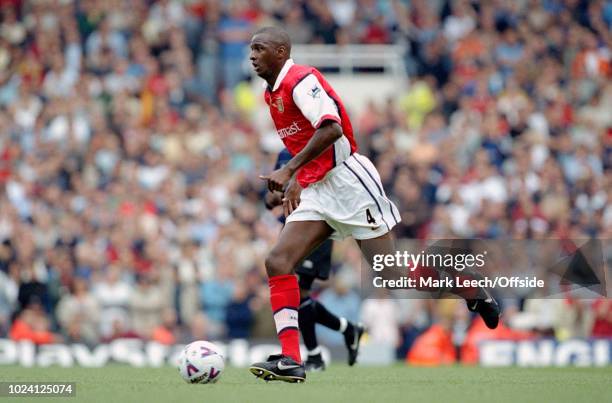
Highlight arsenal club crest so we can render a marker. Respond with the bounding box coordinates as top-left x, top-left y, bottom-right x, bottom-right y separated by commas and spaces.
274, 97, 284, 112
